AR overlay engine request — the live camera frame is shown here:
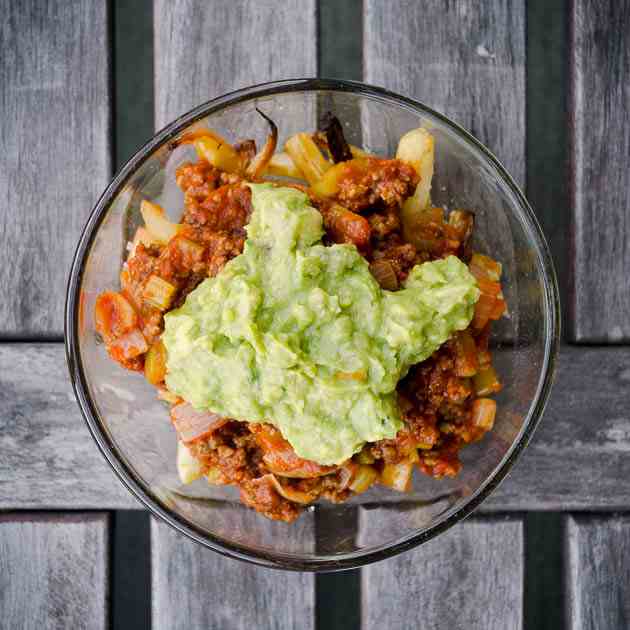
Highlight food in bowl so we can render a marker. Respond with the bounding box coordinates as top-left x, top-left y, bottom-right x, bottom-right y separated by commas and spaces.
94, 113, 506, 522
